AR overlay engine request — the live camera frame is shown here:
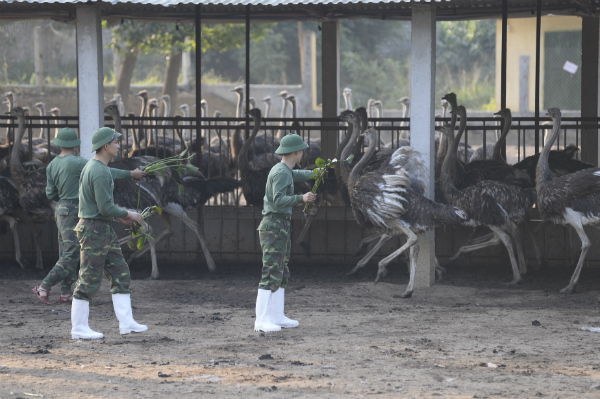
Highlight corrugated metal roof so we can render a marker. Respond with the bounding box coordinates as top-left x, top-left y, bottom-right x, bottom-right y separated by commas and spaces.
0, 0, 596, 22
